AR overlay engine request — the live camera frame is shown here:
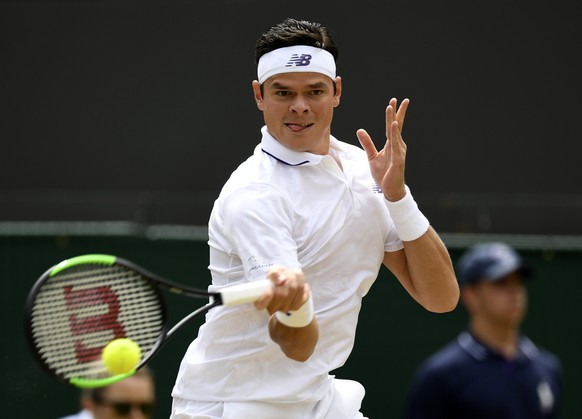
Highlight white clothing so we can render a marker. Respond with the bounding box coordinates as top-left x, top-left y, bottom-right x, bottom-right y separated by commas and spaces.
170, 378, 368, 419
171, 126, 402, 405
59, 409, 93, 419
